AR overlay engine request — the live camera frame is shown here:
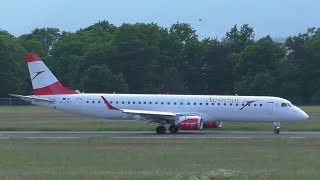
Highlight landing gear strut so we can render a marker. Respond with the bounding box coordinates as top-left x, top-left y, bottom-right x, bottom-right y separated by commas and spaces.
169, 124, 179, 134
273, 122, 280, 134
156, 126, 166, 134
